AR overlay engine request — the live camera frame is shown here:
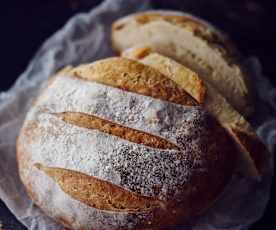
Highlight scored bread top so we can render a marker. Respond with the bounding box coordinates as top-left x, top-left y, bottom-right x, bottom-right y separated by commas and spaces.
20, 75, 218, 199
17, 58, 236, 229
111, 11, 253, 116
